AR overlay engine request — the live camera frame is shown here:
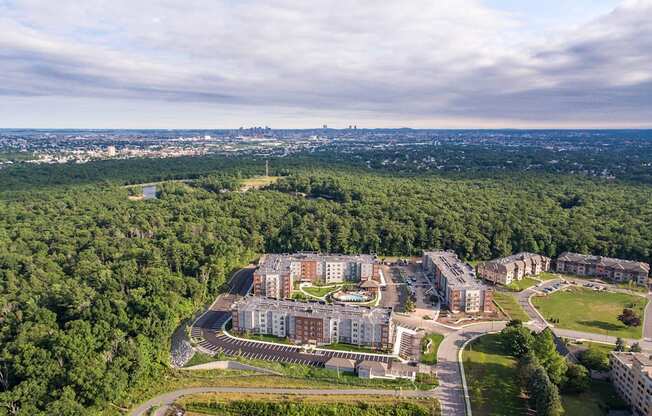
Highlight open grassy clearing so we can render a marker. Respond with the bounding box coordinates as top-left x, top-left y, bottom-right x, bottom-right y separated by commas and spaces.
506, 277, 540, 291
239, 175, 280, 190
532, 287, 646, 338
561, 380, 629, 416
180, 392, 440, 416
493, 291, 530, 321
420, 333, 444, 365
